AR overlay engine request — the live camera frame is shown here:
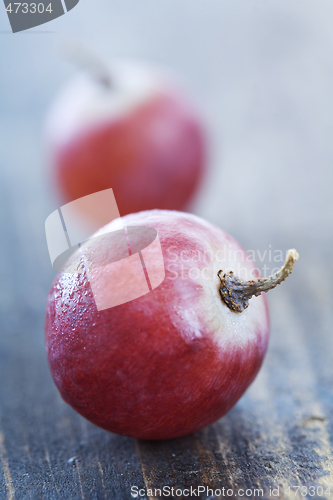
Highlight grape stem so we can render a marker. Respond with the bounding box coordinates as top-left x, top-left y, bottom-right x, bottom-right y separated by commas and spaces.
217, 248, 299, 313
63, 40, 112, 88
